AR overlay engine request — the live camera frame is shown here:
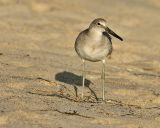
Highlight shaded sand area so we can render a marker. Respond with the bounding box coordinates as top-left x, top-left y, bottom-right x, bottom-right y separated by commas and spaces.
0, 0, 160, 127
